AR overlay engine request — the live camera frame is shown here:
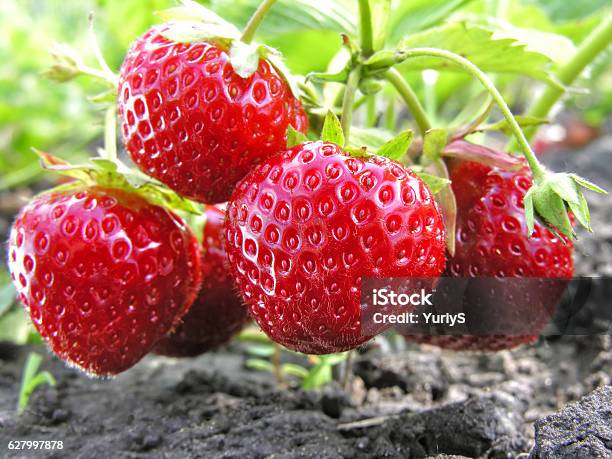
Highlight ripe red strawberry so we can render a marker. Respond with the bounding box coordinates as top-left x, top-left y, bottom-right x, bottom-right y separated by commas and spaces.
117, 25, 308, 204
409, 160, 574, 351
225, 141, 446, 354
7, 187, 202, 375
154, 204, 248, 357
